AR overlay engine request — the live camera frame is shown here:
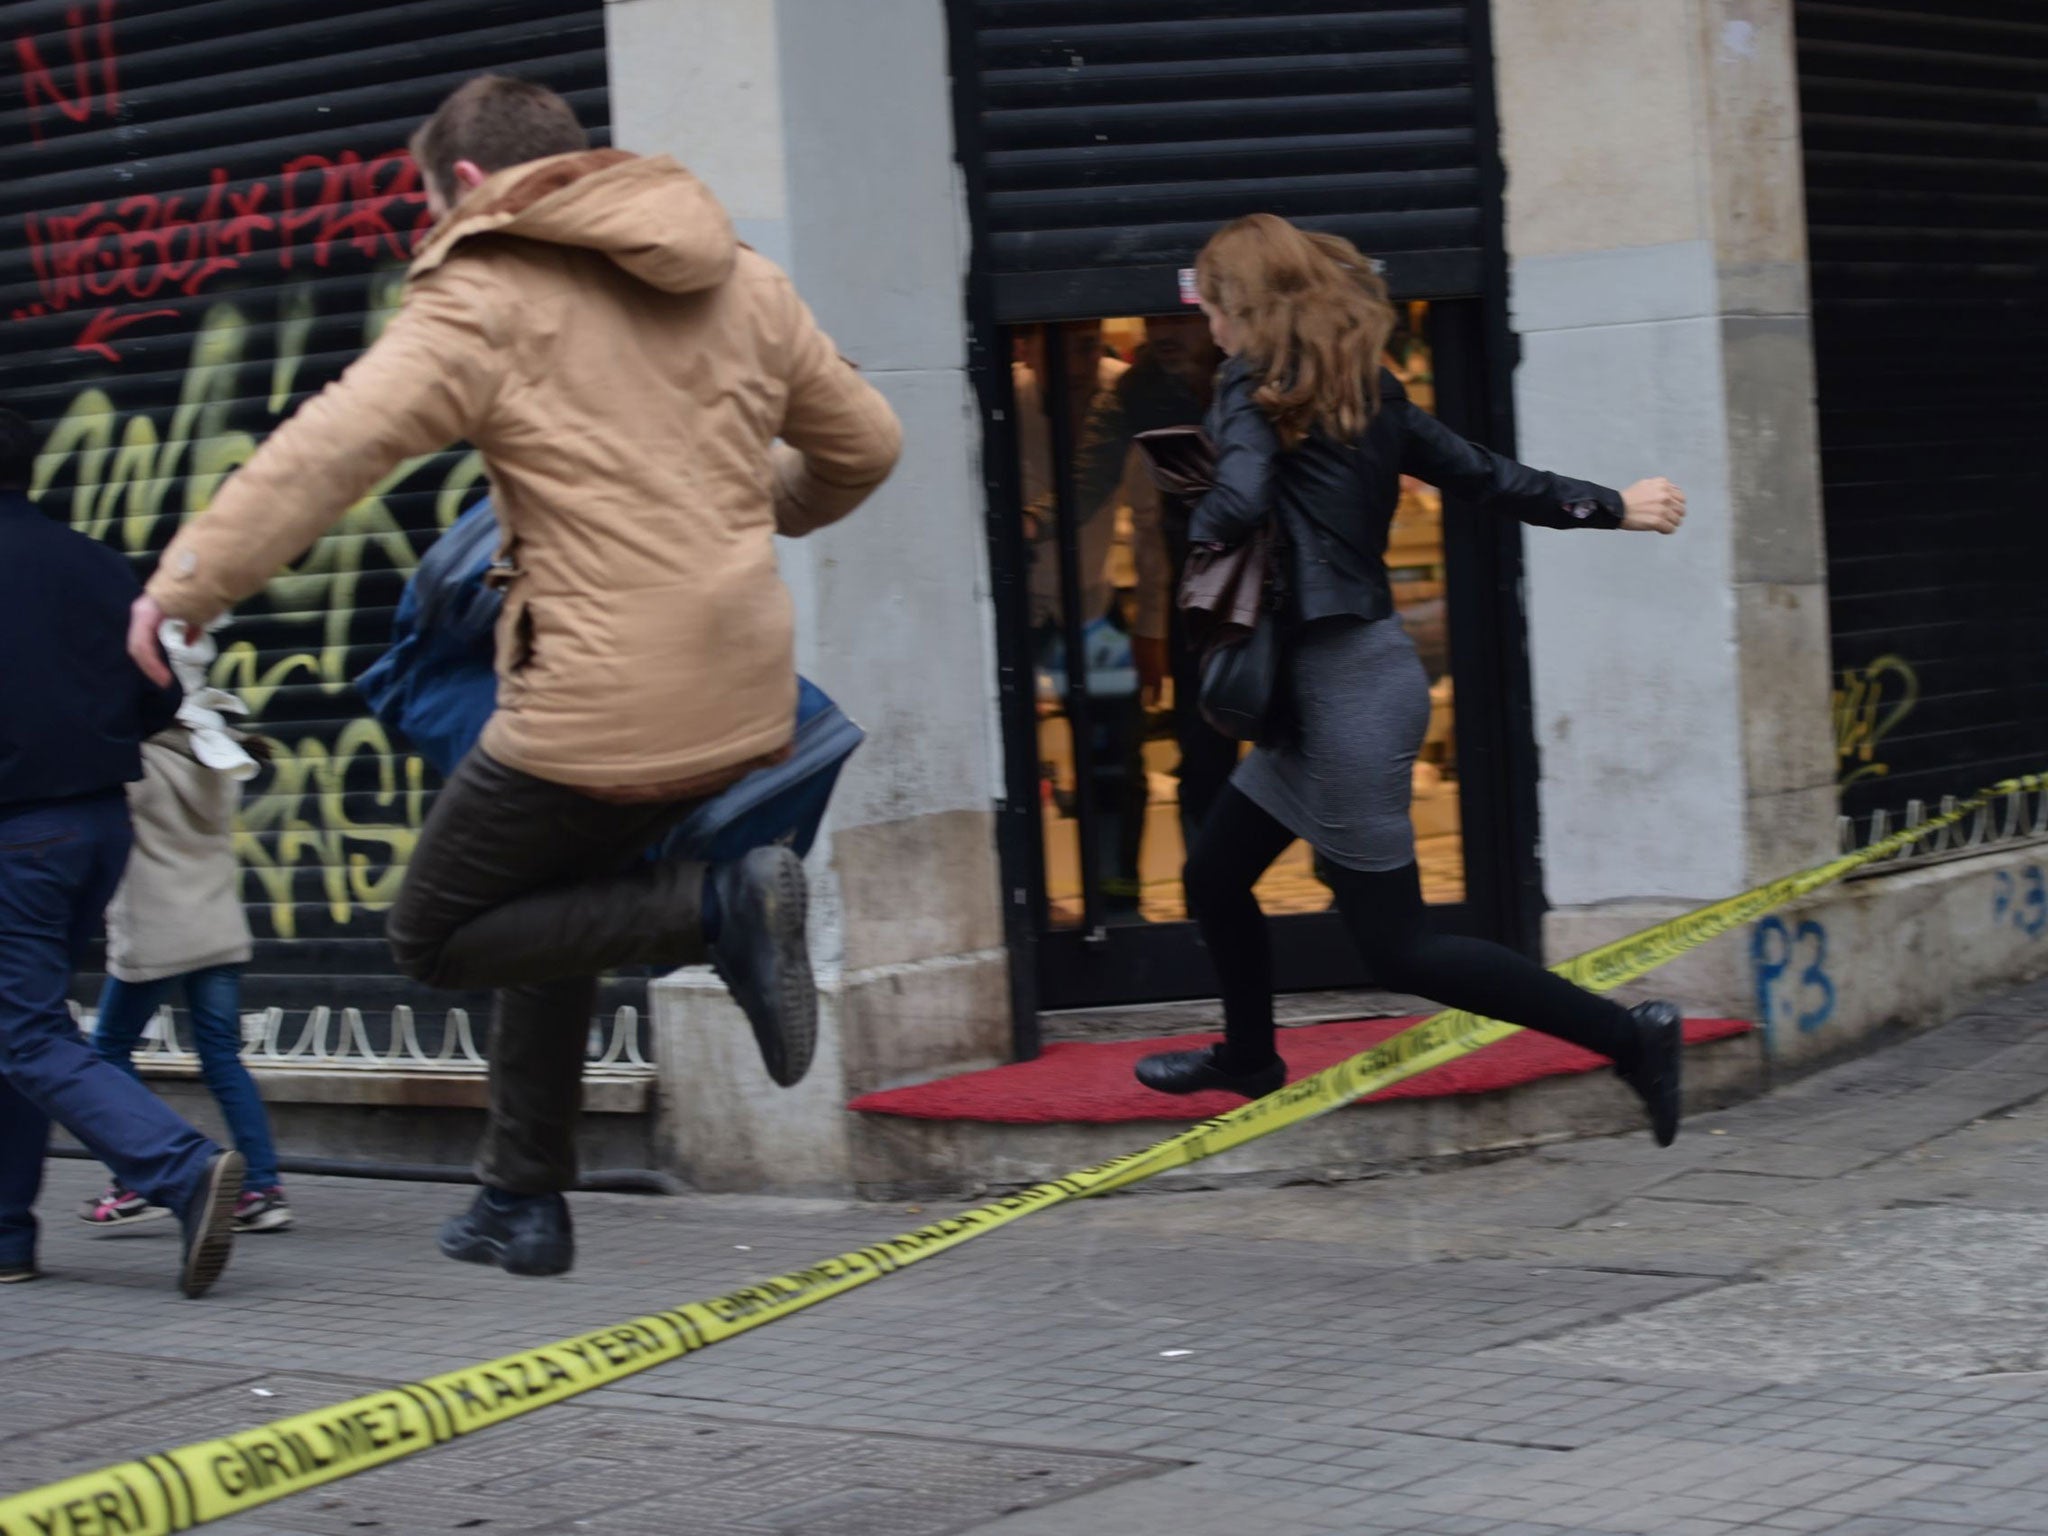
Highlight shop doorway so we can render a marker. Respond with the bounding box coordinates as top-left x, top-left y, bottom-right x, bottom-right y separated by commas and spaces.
993, 299, 1535, 1010
941, 0, 1537, 1026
